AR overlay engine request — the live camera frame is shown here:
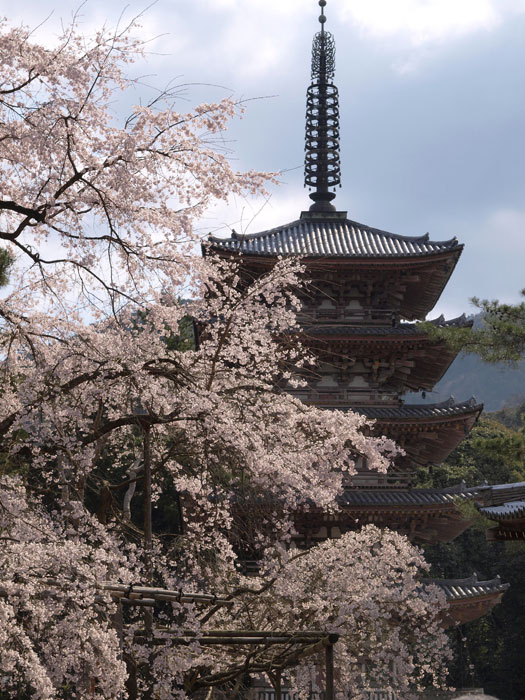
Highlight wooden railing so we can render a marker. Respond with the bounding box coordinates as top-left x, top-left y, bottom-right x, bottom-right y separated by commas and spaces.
290, 388, 400, 407
347, 471, 413, 489
298, 307, 397, 326
253, 689, 398, 700
299, 309, 396, 325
